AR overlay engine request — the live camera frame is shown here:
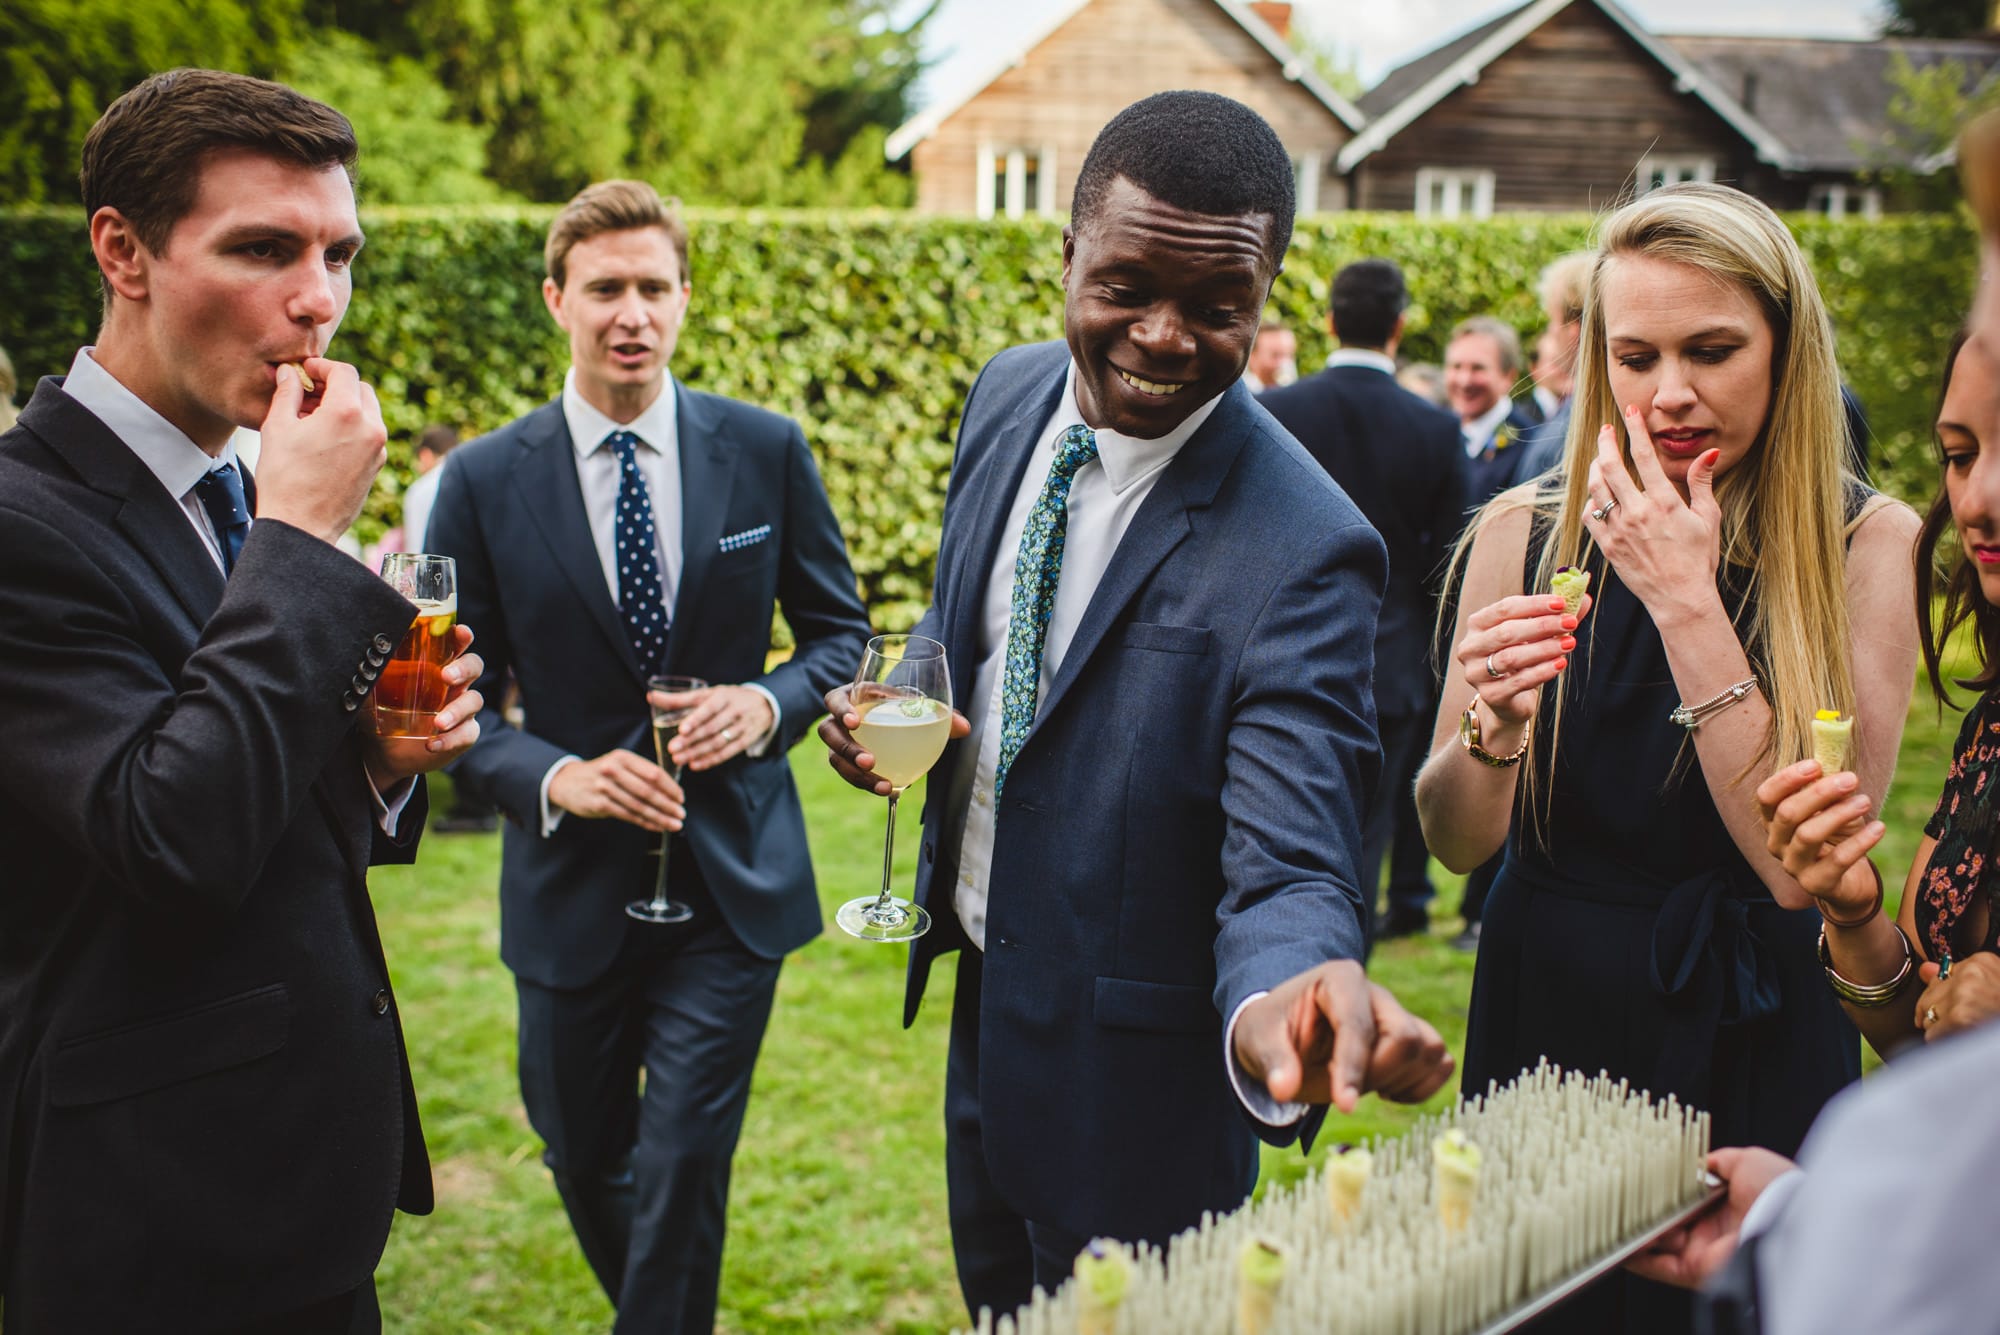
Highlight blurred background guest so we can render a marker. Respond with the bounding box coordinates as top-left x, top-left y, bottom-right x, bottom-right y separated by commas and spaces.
1245, 317, 1296, 392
